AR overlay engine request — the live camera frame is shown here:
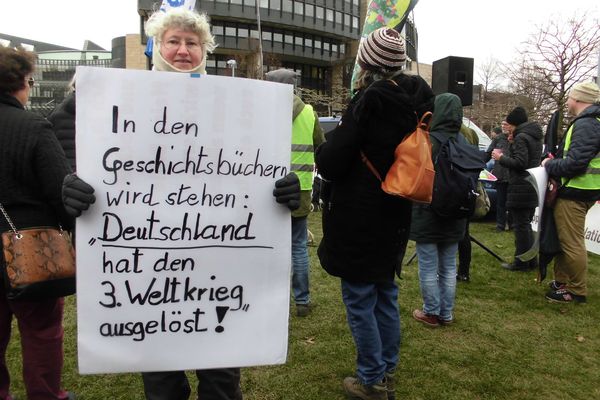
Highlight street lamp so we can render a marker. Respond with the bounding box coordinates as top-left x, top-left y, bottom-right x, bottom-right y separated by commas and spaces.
227, 59, 237, 77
